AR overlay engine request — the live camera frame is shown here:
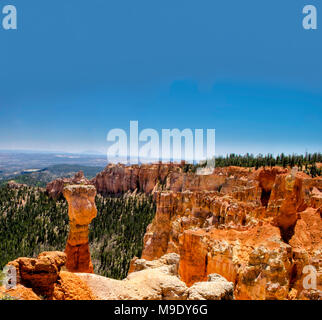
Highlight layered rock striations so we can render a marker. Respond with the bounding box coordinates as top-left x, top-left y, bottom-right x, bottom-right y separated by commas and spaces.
63, 184, 97, 273
41, 164, 322, 300
140, 167, 322, 300
77, 253, 234, 300
46, 170, 91, 199
2, 252, 234, 300
92, 162, 182, 195
91, 163, 231, 195
2, 252, 95, 300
